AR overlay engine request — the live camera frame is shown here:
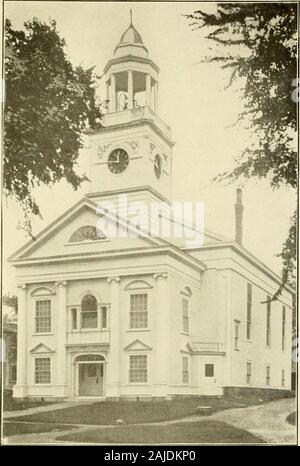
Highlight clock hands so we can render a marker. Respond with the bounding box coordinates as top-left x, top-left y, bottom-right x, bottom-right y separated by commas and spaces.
108, 148, 129, 173
110, 153, 120, 163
